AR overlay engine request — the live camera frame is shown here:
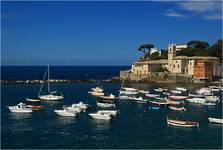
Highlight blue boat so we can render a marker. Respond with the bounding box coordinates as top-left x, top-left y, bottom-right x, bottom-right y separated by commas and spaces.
149, 106, 160, 110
